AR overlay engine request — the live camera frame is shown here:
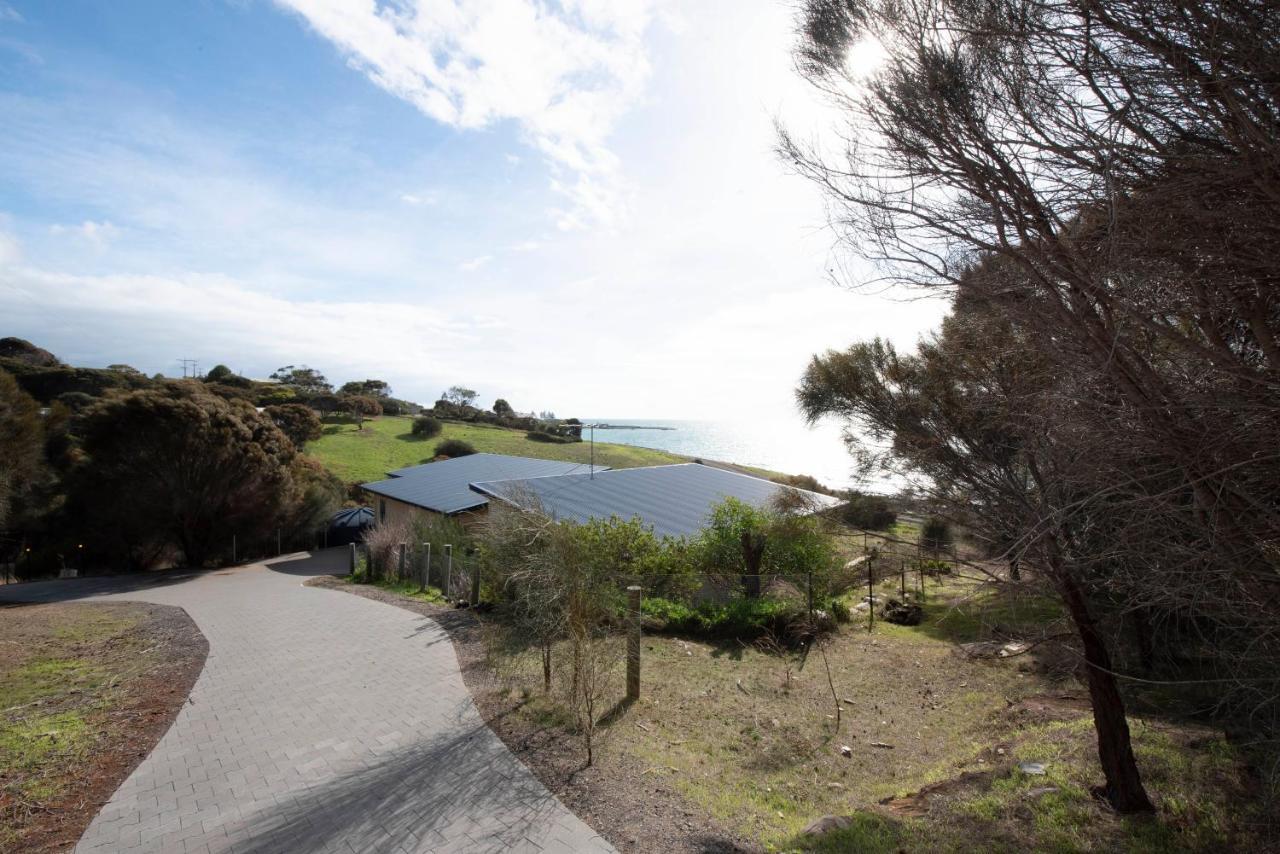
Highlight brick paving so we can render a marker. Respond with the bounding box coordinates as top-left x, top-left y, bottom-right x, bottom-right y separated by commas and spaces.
0, 551, 614, 853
